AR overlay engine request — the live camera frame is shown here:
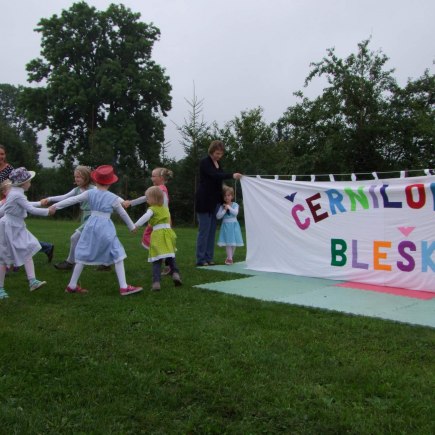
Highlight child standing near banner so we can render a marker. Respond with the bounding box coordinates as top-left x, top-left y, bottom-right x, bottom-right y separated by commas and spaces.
216, 185, 244, 265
